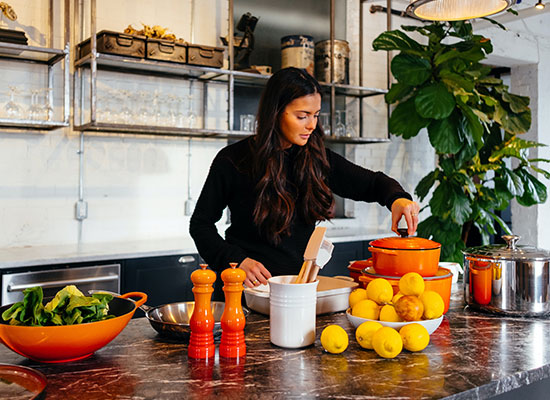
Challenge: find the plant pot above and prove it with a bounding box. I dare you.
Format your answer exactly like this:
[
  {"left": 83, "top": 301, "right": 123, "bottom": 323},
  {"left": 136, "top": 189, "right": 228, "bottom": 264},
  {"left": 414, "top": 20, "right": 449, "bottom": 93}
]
[{"left": 368, "top": 236, "right": 441, "bottom": 277}]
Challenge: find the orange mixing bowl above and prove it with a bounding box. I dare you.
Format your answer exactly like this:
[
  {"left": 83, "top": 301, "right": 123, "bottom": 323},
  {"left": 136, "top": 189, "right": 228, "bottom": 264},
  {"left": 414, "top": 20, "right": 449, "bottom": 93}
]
[
  {"left": 0, "top": 292, "right": 147, "bottom": 363},
  {"left": 359, "top": 267, "right": 452, "bottom": 314}
]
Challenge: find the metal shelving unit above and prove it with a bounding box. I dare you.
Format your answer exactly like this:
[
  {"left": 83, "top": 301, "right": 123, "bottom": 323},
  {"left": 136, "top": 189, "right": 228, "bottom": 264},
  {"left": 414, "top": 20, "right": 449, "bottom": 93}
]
[
  {"left": 0, "top": 1, "right": 70, "bottom": 131},
  {"left": 72, "top": 0, "right": 390, "bottom": 144}
]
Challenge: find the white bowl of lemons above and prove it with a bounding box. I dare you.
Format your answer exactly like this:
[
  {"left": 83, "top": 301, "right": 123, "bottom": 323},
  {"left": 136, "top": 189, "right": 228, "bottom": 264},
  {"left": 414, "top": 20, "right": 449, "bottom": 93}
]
[
  {"left": 345, "top": 308, "right": 443, "bottom": 335},
  {"left": 346, "top": 272, "right": 445, "bottom": 336}
]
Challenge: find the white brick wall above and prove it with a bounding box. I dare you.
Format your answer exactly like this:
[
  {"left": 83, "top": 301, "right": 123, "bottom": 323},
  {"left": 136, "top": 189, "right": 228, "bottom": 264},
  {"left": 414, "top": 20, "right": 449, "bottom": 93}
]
[{"left": 0, "top": 0, "right": 549, "bottom": 250}]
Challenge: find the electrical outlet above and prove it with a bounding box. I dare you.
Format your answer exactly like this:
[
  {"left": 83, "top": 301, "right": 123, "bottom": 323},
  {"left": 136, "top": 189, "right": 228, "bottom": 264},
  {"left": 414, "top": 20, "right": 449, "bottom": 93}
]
[{"left": 75, "top": 200, "right": 88, "bottom": 220}]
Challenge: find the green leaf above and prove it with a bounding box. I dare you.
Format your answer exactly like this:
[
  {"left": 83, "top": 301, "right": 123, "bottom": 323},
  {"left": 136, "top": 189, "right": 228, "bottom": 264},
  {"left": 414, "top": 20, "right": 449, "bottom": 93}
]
[
  {"left": 457, "top": 102, "right": 484, "bottom": 149},
  {"left": 477, "top": 77, "right": 503, "bottom": 85},
  {"left": 488, "top": 210, "right": 512, "bottom": 235},
  {"left": 480, "top": 16, "right": 507, "bottom": 31},
  {"left": 434, "top": 48, "right": 460, "bottom": 66},
  {"left": 516, "top": 170, "right": 548, "bottom": 206},
  {"left": 427, "top": 111, "right": 462, "bottom": 154},
  {"left": 391, "top": 53, "right": 432, "bottom": 86},
  {"left": 453, "top": 171, "right": 477, "bottom": 195},
  {"left": 439, "top": 70, "right": 475, "bottom": 93},
  {"left": 502, "top": 92, "right": 530, "bottom": 113},
  {"left": 450, "top": 21, "right": 473, "bottom": 39},
  {"left": 489, "top": 137, "right": 544, "bottom": 162},
  {"left": 531, "top": 166, "right": 550, "bottom": 180},
  {"left": 494, "top": 104, "right": 531, "bottom": 134},
  {"left": 372, "top": 30, "right": 426, "bottom": 57},
  {"left": 389, "top": 97, "right": 430, "bottom": 138},
  {"left": 473, "top": 221, "right": 492, "bottom": 244},
  {"left": 415, "top": 170, "right": 439, "bottom": 201},
  {"left": 415, "top": 83, "right": 455, "bottom": 120},
  {"left": 479, "top": 123, "right": 503, "bottom": 163},
  {"left": 385, "top": 82, "right": 413, "bottom": 104},
  {"left": 481, "top": 95, "right": 498, "bottom": 107},
  {"left": 454, "top": 131, "right": 477, "bottom": 169},
  {"left": 430, "top": 182, "right": 452, "bottom": 218},
  {"left": 417, "top": 215, "right": 463, "bottom": 262},
  {"left": 450, "top": 189, "right": 473, "bottom": 225}
]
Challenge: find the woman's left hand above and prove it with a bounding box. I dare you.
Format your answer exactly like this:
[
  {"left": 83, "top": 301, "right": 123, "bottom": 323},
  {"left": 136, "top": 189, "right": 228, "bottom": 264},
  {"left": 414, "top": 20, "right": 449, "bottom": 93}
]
[{"left": 391, "top": 198, "right": 421, "bottom": 236}]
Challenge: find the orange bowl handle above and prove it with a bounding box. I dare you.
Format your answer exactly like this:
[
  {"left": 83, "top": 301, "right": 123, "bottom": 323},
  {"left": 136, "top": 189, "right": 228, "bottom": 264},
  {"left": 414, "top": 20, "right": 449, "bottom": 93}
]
[
  {"left": 119, "top": 292, "right": 148, "bottom": 308},
  {"left": 368, "top": 247, "right": 398, "bottom": 256}
]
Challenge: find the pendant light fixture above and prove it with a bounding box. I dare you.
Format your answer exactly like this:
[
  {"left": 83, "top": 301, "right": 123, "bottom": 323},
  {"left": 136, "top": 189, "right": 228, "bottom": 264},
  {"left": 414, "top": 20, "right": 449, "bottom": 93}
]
[
  {"left": 535, "top": 1, "right": 545, "bottom": 10},
  {"left": 406, "top": 0, "right": 517, "bottom": 21}
]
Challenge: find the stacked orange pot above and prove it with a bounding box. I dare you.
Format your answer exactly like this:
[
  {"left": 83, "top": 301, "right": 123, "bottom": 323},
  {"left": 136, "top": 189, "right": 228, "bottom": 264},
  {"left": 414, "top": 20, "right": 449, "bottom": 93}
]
[{"left": 349, "top": 235, "right": 452, "bottom": 314}]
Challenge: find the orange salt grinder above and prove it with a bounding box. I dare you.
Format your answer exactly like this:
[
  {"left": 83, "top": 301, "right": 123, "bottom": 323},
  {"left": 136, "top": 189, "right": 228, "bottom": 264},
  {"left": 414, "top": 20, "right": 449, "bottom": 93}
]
[
  {"left": 219, "top": 262, "right": 246, "bottom": 358},
  {"left": 188, "top": 263, "right": 216, "bottom": 359}
]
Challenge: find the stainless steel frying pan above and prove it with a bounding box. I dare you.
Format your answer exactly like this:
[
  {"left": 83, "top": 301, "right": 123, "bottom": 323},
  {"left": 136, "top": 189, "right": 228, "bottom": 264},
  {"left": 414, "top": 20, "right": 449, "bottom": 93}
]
[
  {"left": 143, "top": 301, "right": 249, "bottom": 340},
  {"left": 89, "top": 291, "right": 249, "bottom": 341}
]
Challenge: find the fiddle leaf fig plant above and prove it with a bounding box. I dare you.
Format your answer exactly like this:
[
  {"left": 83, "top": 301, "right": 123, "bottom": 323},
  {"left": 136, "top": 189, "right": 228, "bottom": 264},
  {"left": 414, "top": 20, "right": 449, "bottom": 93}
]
[{"left": 373, "top": 21, "right": 550, "bottom": 262}]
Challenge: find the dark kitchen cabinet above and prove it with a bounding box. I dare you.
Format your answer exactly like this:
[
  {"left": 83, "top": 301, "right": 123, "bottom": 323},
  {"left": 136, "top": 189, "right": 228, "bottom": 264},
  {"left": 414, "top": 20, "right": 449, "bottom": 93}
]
[
  {"left": 320, "top": 241, "right": 366, "bottom": 277},
  {"left": 122, "top": 254, "right": 199, "bottom": 317}
]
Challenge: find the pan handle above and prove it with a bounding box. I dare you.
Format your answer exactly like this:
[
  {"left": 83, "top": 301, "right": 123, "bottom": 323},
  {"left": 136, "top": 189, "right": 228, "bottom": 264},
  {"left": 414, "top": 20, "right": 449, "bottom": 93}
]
[{"left": 119, "top": 292, "right": 148, "bottom": 309}]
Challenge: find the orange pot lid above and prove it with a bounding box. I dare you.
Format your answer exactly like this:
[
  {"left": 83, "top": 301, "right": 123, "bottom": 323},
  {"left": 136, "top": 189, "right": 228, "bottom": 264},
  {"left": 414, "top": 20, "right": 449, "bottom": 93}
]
[{"left": 369, "top": 236, "right": 441, "bottom": 250}]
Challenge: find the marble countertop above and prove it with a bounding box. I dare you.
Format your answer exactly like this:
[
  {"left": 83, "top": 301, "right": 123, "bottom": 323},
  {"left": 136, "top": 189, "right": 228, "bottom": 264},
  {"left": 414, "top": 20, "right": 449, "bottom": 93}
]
[{"left": 2, "top": 290, "right": 550, "bottom": 399}]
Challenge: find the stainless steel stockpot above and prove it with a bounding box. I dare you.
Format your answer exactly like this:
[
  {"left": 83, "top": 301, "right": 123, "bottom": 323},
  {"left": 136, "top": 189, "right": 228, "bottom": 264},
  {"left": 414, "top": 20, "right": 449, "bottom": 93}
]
[{"left": 463, "top": 235, "right": 550, "bottom": 316}]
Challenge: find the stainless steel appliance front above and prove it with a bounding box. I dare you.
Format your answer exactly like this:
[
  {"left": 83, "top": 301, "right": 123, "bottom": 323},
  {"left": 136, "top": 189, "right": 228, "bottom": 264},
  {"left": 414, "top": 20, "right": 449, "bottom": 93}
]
[{"left": 1, "top": 264, "right": 120, "bottom": 305}]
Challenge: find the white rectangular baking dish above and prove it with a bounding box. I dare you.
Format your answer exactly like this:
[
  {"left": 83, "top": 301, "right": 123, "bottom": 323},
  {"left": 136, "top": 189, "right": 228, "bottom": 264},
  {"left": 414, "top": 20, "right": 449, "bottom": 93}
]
[{"left": 244, "top": 275, "right": 358, "bottom": 315}]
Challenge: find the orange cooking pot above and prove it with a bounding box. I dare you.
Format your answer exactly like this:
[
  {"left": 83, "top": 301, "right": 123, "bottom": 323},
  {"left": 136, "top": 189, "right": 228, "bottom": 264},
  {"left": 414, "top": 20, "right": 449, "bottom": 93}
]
[
  {"left": 0, "top": 292, "right": 147, "bottom": 363},
  {"left": 368, "top": 235, "right": 441, "bottom": 277}
]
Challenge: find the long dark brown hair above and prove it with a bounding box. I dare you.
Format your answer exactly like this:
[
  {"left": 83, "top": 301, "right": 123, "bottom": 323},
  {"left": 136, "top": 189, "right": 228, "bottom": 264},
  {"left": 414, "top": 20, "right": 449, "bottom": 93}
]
[{"left": 249, "top": 67, "right": 333, "bottom": 244}]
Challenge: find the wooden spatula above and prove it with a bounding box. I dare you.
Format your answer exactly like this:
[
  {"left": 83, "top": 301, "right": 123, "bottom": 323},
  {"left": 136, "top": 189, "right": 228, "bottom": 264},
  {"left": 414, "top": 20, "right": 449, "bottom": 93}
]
[
  {"left": 307, "top": 238, "right": 334, "bottom": 283},
  {"left": 295, "top": 226, "right": 327, "bottom": 284}
]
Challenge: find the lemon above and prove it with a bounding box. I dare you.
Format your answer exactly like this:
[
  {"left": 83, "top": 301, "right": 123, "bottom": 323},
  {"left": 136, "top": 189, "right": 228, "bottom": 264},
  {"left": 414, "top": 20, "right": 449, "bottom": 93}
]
[
  {"left": 351, "top": 299, "right": 380, "bottom": 320},
  {"left": 355, "top": 320, "right": 383, "bottom": 349},
  {"left": 419, "top": 290, "right": 445, "bottom": 319},
  {"left": 348, "top": 288, "right": 368, "bottom": 308},
  {"left": 399, "top": 323, "right": 430, "bottom": 352},
  {"left": 372, "top": 327, "right": 403, "bottom": 359},
  {"left": 398, "top": 272, "right": 425, "bottom": 296},
  {"left": 320, "top": 325, "right": 349, "bottom": 354},
  {"left": 366, "top": 278, "right": 393, "bottom": 304},
  {"left": 379, "top": 304, "right": 402, "bottom": 322},
  {"left": 392, "top": 292, "right": 404, "bottom": 304}
]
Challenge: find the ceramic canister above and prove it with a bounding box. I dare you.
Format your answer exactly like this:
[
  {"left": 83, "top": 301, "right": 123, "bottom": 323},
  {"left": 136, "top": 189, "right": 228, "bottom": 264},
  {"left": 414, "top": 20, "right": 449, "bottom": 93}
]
[
  {"left": 269, "top": 275, "right": 318, "bottom": 348},
  {"left": 281, "top": 35, "right": 315, "bottom": 76}
]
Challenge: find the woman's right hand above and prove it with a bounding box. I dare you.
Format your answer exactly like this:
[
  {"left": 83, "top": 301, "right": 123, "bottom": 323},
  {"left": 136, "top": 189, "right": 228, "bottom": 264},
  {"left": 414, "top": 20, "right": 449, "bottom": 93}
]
[{"left": 240, "top": 257, "right": 272, "bottom": 288}]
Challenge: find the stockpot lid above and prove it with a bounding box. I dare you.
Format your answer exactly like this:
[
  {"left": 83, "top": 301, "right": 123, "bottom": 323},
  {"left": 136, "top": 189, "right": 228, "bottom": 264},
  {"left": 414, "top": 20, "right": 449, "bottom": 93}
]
[
  {"left": 369, "top": 235, "right": 441, "bottom": 250},
  {"left": 462, "top": 235, "right": 550, "bottom": 261}
]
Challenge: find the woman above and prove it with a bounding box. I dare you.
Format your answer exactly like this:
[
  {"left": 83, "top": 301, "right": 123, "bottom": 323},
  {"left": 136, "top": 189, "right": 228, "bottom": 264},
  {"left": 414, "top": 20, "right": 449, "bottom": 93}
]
[{"left": 190, "top": 67, "right": 419, "bottom": 288}]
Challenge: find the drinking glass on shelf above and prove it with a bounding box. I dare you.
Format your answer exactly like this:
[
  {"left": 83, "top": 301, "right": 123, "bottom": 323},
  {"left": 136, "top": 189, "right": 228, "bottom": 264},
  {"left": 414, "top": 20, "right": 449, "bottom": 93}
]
[
  {"left": 28, "top": 90, "right": 42, "bottom": 120},
  {"left": 166, "top": 94, "right": 179, "bottom": 127},
  {"left": 119, "top": 89, "right": 133, "bottom": 124},
  {"left": 334, "top": 110, "right": 346, "bottom": 137},
  {"left": 4, "top": 86, "right": 22, "bottom": 119},
  {"left": 319, "top": 112, "right": 331, "bottom": 136},
  {"left": 41, "top": 88, "right": 54, "bottom": 121},
  {"left": 174, "top": 95, "right": 185, "bottom": 128},
  {"left": 345, "top": 112, "right": 356, "bottom": 138},
  {"left": 136, "top": 90, "right": 153, "bottom": 125},
  {"left": 239, "top": 114, "right": 255, "bottom": 132},
  {"left": 185, "top": 85, "right": 196, "bottom": 129}
]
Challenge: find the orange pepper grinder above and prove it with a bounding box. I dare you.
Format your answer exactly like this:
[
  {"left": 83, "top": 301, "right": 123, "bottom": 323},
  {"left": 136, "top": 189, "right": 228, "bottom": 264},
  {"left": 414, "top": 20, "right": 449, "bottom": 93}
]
[
  {"left": 219, "top": 262, "right": 246, "bottom": 358},
  {"left": 188, "top": 263, "right": 216, "bottom": 359}
]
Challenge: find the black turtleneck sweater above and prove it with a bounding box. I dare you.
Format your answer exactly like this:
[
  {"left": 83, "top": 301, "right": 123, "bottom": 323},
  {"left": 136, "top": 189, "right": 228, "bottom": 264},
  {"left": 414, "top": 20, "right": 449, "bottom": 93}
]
[{"left": 189, "top": 137, "right": 411, "bottom": 275}]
